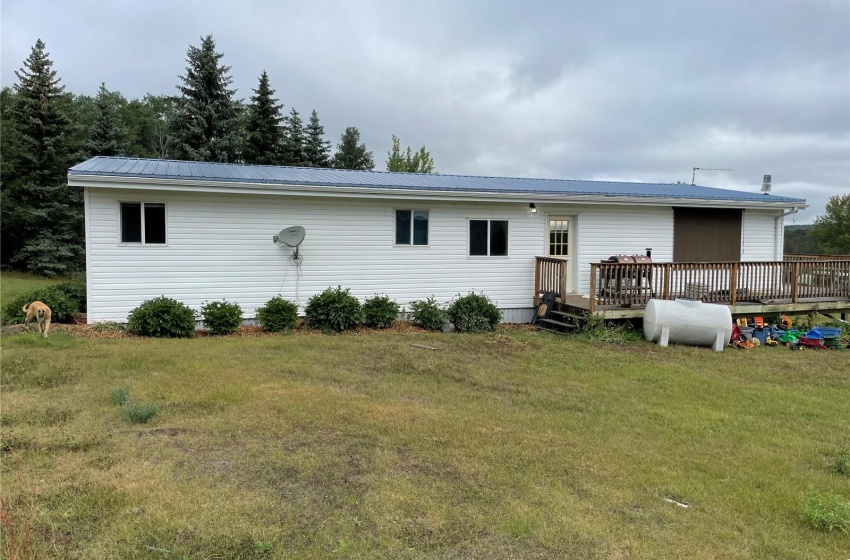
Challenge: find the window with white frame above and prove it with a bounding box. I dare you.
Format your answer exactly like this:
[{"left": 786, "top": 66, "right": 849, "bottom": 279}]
[
  {"left": 121, "top": 202, "right": 166, "bottom": 244},
  {"left": 395, "top": 210, "right": 429, "bottom": 245},
  {"left": 469, "top": 219, "right": 508, "bottom": 256}
]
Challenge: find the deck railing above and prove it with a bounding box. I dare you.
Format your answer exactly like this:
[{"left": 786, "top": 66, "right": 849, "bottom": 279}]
[
  {"left": 584, "top": 260, "right": 850, "bottom": 312},
  {"left": 785, "top": 254, "right": 850, "bottom": 262},
  {"left": 534, "top": 257, "right": 568, "bottom": 302}
]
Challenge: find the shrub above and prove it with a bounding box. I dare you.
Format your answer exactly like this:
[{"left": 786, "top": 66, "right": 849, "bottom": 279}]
[
  {"left": 123, "top": 402, "right": 159, "bottom": 424},
  {"left": 305, "top": 286, "right": 363, "bottom": 333},
  {"left": 201, "top": 300, "right": 243, "bottom": 335},
  {"left": 256, "top": 296, "right": 299, "bottom": 332},
  {"left": 447, "top": 292, "right": 501, "bottom": 333},
  {"left": 2, "top": 287, "right": 78, "bottom": 324},
  {"left": 363, "top": 295, "right": 399, "bottom": 329},
  {"left": 127, "top": 296, "right": 196, "bottom": 338},
  {"left": 52, "top": 280, "right": 87, "bottom": 313},
  {"left": 801, "top": 492, "right": 850, "bottom": 533},
  {"left": 110, "top": 386, "right": 131, "bottom": 406},
  {"left": 409, "top": 296, "right": 446, "bottom": 331}
]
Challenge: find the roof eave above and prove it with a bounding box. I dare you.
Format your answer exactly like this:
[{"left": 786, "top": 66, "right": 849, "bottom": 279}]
[{"left": 67, "top": 173, "right": 808, "bottom": 210}]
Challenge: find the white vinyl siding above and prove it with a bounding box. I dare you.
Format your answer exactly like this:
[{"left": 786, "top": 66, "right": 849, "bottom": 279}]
[
  {"left": 85, "top": 188, "right": 543, "bottom": 323},
  {"left": 741, "top": 210, "right": 779, "bottom": 261}
]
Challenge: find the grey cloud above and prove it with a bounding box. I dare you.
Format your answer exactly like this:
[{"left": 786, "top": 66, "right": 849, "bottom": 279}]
[{"left": 2, "top": 0, "right": 847, "bottom": 223}]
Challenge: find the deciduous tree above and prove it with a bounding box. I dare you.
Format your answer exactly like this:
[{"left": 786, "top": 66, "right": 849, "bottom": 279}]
[
  {"left": 386, "top": 134, "right": 435, "bottom": 173},
  {"left": 812, "top": 194, "right": 850, "bottom": 254}
]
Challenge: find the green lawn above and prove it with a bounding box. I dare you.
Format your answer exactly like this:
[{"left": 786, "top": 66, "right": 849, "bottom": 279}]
[
  {"left": 1, "top": 328, "right": 848, "bottom": 559},
  {"left": 0, "top": 271, "right": 68, "bottom": 321}
]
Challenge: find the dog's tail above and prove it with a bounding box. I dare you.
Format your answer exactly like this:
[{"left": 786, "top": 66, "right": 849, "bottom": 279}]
[{"left": 22, "top": 303, "right": 30, "bottom": 313}]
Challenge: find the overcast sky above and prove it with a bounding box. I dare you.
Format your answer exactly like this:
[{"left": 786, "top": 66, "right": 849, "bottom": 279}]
[{"left": 2, "top": 0, "right": 848, "bottom": 222}]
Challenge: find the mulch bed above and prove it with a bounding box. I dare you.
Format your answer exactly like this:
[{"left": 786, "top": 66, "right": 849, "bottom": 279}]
[{"left": 1, "top": 321, "right": 539, "bottom": 340}]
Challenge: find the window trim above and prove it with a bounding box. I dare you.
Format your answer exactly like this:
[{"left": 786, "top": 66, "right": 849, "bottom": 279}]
[
  {"left": 118, "top": 201, "right": 168, "bottom": 246},
  {"left": 468, "top": 218, "right": 510, "bottom": 257},
  {"left": 394, "top": 209, "right": 430, "bottom": 247}
]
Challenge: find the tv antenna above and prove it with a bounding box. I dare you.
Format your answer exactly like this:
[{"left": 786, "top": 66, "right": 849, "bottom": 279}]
[
  {"left": 273, "top": 226, "right": 306, "bottom": 260},
  {"left": 692, "top": 167, "right": 730, "bottom": 185}
]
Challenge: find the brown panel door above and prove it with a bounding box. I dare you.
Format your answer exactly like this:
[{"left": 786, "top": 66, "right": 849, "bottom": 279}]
[{"left": 674, "top": 208, "right": 743, "bottom": 262}]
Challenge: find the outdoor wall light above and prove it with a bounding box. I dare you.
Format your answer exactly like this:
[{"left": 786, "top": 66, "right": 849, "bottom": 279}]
[{"left": 529, "top": 203, "right": 537, "bottom": 214}]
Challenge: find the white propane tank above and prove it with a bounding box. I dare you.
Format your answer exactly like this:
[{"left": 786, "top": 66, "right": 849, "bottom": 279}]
[{"left": 643, "top": 299, "right": 733, "bottom": 352}]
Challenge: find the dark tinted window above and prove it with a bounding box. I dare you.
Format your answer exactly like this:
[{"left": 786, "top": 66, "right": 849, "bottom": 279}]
[
  {"left": 673, "top": 208, "right": 741, "bottom": 262},
  {"left": 395, "top": 210, "right": 411, "bottom": 244},
  {"left": 144, "top": 203, "right": 166, "bottom": 244},
  {"left": 121, "top": 203, "right": 142, "bottom": 243},
  {"left": 490, "top": 220, "right": 508, "bottom": 256},
  {"left": 469, "top": 220, "right": 488, "bottom": 255},
  {"left": 412, "top": 210, "right": 429, "bottom": 245}
]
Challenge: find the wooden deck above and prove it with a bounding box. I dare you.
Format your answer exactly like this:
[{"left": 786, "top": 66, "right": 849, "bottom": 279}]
[{"left": 535, "top": 256, "right": 850, "bottom": 319}]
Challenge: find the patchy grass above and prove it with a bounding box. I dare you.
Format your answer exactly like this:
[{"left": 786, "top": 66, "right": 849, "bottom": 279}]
[
  {"left": 0, "top": 271, "right": 67, "bottom": 314},
  {"left": 1, "top": 331, "right": 848, "bottom": 558}
]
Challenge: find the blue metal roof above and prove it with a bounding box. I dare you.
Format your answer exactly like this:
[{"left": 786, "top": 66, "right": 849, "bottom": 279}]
[{"left": 69, "top": 156, "right": 805, "bottom": 204}]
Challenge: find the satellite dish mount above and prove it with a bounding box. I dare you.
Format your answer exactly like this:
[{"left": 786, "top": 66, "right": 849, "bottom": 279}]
[{"left": 273, "top": 226, "right": 306, "bottom": 260}]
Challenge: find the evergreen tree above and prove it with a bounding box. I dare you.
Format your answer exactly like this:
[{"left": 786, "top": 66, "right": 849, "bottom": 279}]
[
  {"left": 283, "top": 107, "right": 307, "bottom": 166},
  {"left": 1, "top": 39, "right": 83, "bottom": 274},
  {"left": 386, "top": 134, "right": 435, "bottom": 173},
  {"left": 243, "top": 71, "right": 285, "bottom": 165},
  {"left": 86, "top": 82, "right": 129, "bottom": 157},
  {"left": 331, "top": 127, "right": 374, "bottom": 170},
  {"left": 304, "top": 109, "right": 331, "bottom": 167},
  {"left": 171, "top": 35, "right": 242, "bottom": 162}
]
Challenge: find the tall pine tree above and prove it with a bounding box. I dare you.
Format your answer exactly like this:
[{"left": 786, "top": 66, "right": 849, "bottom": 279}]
[
  {"left": 1, "top": 39, "right": 83, "bottom": 274},
  {"left": 243, "top": 71, "right": 285, "bottom": 165},
  {"left": 283, "top": 107, "right": 307, "bottom": 166},
  {"left": 171, "top": 35, "right": 242, "bottom": 162},
  {"left": 304, "top": 109, "right": 331, "bottom": 167},
  {"left": 86, "top": 82, "right": 129, "bottom": 157},
  {"left": 331, "top": 127, "right": 374, "bottom": 170}
]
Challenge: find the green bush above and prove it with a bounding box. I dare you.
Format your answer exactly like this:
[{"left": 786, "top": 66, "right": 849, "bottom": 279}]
[
  {"left": 110, "top": 386, "right": 131, "bottom": 406},
  {"left": 446, "top": 292, "right": 501, "bottom": 333},
  {"left": 127, "top": 296, "right": 196, "bottom": 338},
  {"left": 363, "top": 295, "right": 399, "bottom": 329},
  {"left": 123, "top": 402, "right": 159, "bottom": 424},
  {"left": 52, "top": 280, "right": 87, "bottom": 312},
  {"left": 255, "top": 296, "right": 299, "bottom": 332},
  {"left": 305, "top": 286, "right": 363, "bottom": 333},
  {"left": 409, "top": 296, "right": 446, "bottom": 331},
  {"left": 801, "top": 492, "right": 850, "bottom": 533},
  {"left": 201, "top": 300, "right": 243, "bottom": 335},
  {"left": 2, "top": 287, "right": 79, "bottom": 324}
]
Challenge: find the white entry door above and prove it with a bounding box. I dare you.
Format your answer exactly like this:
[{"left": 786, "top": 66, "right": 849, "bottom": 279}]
[{"left": 547, "top": 216, "right": 574, "bottom": 292}]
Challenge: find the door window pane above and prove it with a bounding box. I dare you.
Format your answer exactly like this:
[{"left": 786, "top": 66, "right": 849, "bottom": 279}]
[{"left": 548, "top": 219, "right": 569, "bottom": 256}]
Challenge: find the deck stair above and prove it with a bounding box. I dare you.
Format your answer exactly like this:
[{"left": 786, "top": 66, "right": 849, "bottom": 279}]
[{"left": 535, "top": 307, "right": 585, "bottom": 334}]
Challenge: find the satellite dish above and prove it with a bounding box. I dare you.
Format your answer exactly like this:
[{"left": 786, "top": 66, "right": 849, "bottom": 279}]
[{"left": 273, "top": 226, "right": 306, "bottom": 259}]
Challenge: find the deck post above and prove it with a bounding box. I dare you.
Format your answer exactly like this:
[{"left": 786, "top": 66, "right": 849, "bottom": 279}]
[
  {"left": 730, "top": 263, "right": 739, "bottom": 306},
  {"left": 791, "top": 262, "right": 800, "bottom": 303},
  {"left": 662, "top": 263, "right": 671, "bottom": 299},
  {"left": 589, "top": 264, "right": 597, "bottom": 314},
  {"left": 533, "top": 257, "right": 541, "bottom": 305},
  {"left": 559, "top": 260, "right": 567, "bottom": 302}
]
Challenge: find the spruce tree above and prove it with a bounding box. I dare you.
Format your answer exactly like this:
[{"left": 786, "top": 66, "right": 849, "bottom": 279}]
[
  {"left": 86, "top": 82, "right": 129, "bottom": 157},
  {"left": 331, "top": 127, "right": 375, "bottom": 170},
  {"left": 304, "top": 109, "right": 331, "bottom": 167},
  {"left": 243, "top": 71, "right": 285, "bottom": 165},
  {"left": 171, "top": 35, "right": 242, "bottom": 162},
  {"left": 1, "top": 39, "right": 83, "bottom": 274},
  {"left": 283, "top": 107, "right": 307, "bottom": 166}
]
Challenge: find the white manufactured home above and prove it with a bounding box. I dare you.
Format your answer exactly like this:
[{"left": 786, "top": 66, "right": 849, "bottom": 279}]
[{"left": 69, "top": 157, "right": 810, "bottom": 324}]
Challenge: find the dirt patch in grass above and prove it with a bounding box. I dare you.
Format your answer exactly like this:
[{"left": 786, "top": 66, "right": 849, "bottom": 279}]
[{"left": 137, "top": 427, "right": 189, "bottom": 437}]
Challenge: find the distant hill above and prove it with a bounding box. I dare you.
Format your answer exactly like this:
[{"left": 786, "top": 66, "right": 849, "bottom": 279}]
[{"left": 784, "top": 224, "right": 821, "bottom": 254}]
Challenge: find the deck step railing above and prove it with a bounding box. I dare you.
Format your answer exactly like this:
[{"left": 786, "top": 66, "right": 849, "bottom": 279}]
[
  {"left": 534, "top": 257, "right": 568, "bottom": 302},
  {"left": 584, "top": 260, "right": 850, "bottom": 312}
]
